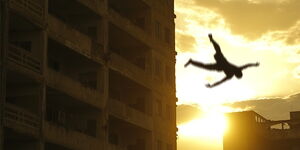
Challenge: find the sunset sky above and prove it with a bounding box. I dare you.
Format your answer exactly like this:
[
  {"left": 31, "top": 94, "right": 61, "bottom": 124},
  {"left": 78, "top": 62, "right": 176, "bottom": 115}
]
[{"left": 174, "top": 0, "right": 300, "bottom": 149}]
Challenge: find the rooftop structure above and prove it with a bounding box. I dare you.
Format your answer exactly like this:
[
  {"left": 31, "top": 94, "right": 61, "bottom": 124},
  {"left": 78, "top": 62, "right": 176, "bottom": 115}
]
[{"left": 224, "top": 111, "right": 300, "bottom": 150}]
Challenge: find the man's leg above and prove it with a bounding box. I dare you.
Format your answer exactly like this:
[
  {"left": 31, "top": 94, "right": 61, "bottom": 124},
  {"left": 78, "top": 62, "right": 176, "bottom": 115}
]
[{"left": 185, "top": 59, "right": 219, "bottom": 70}]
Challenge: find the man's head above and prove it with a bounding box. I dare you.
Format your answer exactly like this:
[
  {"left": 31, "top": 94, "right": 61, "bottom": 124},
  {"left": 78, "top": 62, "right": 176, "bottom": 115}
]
[{"left": 235, "top": 69, "right": 243, "bottom": 79}]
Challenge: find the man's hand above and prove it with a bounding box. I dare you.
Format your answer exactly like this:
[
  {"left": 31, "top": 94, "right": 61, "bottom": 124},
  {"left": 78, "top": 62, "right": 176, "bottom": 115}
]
[
  {"left": 184, "top": 59, "right": 192, "bottom": 68},
  {"left": 255, "top": 62, "right": 260, "bottom": 66},
  {"left": 205, "top": 83, "right": 213, "bottom": 88}
]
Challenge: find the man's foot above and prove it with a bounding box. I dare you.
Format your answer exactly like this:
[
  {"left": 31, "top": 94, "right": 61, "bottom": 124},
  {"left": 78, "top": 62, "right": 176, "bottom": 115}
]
[
  {"left": 184, "top": 59, "right": 192, "bottom": 67},
  {"left": 208, "top": 33, "right": 213, "bottom": 41}
]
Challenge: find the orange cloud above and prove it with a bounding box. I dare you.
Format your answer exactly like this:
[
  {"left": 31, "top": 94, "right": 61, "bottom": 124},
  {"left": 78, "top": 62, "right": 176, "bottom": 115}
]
[
  {"left": 176, "top": 32, "right": 197, "bottom": 52},
  {"left": 225, "top": 93, "right": 300, "bottom": 120},
  {"left": 177, "top": 104, "right": 202, "bottom": 124},
  {"left": 192, "top": 0, "right": 300, "bottom": 39}
]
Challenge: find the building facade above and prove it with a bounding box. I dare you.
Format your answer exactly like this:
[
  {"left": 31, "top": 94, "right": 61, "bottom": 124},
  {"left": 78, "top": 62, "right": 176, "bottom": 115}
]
[
  {"left": 0, "top": 0, "right": 177, "bottom": 149},
  {"left": 224, "top": 111, "right": 300, "bottom": 150}
]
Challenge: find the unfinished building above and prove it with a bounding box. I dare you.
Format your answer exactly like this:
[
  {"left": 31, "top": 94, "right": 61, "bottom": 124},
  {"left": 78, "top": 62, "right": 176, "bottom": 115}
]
[
  {"left": 224, "top": 111, "right": 300, "bottom": 150},
  {"left": 0, "top": 0, "right": 177, "bottom": 149}
]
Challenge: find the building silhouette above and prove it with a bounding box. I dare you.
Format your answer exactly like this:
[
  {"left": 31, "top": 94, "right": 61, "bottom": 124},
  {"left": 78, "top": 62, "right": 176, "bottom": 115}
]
[
  {"left": 0, "top": 0, "right": 177, "bottom": 149},
  {"left": 224, "top": 111, "right": 300, "bottom": 150}
]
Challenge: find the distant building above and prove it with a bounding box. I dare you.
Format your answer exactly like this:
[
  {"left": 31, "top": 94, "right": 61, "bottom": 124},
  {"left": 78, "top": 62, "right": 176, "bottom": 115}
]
[
  {"left": 0, "top": 0, "right": 177, "bottom": 149},
  {"left": 224, "top": 111, "right": 300, "bottom": 150}
]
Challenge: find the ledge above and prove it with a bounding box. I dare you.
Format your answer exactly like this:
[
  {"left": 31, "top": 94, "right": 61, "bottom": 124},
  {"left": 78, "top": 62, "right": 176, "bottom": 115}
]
[
  {"left": 48, "top": 15, "right": 93, "bottom": 57},
  {"left": 4, "top": 103, "right": 40, "bottom": 137},
  {"left": 108, "top": 98, "right": 152, "bottom": 130},
  {"left": 46, "top": 68, "right": 105, "bottom": 109},
  {"left": 9, "top": 0, "right": 46, "bottom": 28},
  {"left": 109, "top": 53, "right": 151, "bottom": 89},
  {"left": 44, "top": 121, "right": 104, "bottom": 150}
]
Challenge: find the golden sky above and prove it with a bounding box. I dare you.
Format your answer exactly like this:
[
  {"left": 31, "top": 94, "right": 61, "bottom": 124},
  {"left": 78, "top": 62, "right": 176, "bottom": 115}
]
[{"left": 175, "top": 0, "right": 300, "bottom": 149}]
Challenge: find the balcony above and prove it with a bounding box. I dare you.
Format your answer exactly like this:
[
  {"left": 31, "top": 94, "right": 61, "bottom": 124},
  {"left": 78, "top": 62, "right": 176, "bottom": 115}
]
[
  {"left": 107, "top": 143, "right": 127, "bottom": 150},
  {"left": 108, "top": 99, "right": 152, "bottom": 130},
  {"left": 46, "top": 68, "right": 104, "bottom": 109},
  {"left": 48, "top": 15, "right": 93, "bottom": 58},
  {"left": 109, "top": 24, "right": 151, "bottom": 86},
  {"left": 108, "top": 9, "right": 151, "bottom": 47},
  {"left": 44, "top": 121, "right": 104, "bottom": 150},
  {"left": 48, "top": 0, "right": 105, "bottom": 61},
  {"left": 9, "top": 0, "right": 45, "bottom": 27},
  {"left": 3, "top": 103, "right": 40, "bottom": 137},
  {"left": 49, "top": 0, "right": 103, "bottom": 19},
  {"left": 108, "top": 0, "right": 150, "bottom": 31},
  {"left": 109, "top": 53, "right": 150, "bottom": 88},
  {"left": 7, "top": 44, "right": 42, "bottom": 74},
  {"left": 76, "top": 0, "right": 105, "bottom": 15}
]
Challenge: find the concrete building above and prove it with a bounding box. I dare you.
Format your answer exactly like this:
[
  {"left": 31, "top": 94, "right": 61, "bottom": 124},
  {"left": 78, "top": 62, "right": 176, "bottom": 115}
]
[
  {"left": 0, "top": 0, "right": 177, "bottom": 149},
  {"left": 224, "top": 111, "right": 300, "bottom": 150}
]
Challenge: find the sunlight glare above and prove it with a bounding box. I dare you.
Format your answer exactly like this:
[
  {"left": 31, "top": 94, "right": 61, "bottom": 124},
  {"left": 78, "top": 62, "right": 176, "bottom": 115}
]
[{"left": 178, "top": 111, "right": 228, "bottom": 139}]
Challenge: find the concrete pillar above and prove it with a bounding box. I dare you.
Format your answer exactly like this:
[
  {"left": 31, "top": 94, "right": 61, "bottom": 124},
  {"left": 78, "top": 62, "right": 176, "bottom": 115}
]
[
  {"left": 38, "top": 84, "right": 46, "bottom": 150},
  {"left": 41, "top": 1, "right": 48, "bottom": 148},
  {"left": 145, "top": 49, "right": 153, "bottom": 77},
  {"left": 0, "top": 0, "right": 8, "bottom": 149},
  {"left": 101, "top": 0, "right": 109, "bottom": 147},
  {"left": 102, "top": 0, "right": 108, "bottom": 11},
  {"left": 38, "top": 30, "right": 47, "bottom": 150}
]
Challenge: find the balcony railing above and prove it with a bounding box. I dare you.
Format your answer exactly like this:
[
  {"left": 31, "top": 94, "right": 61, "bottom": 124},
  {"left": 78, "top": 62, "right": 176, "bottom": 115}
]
[
  {"left": 108, "top": 9, "right": 150, "bottom": 45},
  {"left": 7, "top": 44, "right": 42, "bottom": 74},
  {"left": 268, "top": 128, "right": 300, "bottom": 140},
  {"left": 48, "top": 15, "right": 93, "bottom": 58},
  {"left": 108, "top": 9, "right": 140, "bottom": 30},
  {"left": 77, "top": 0, "right": 105, "bottom": 14},
  {"left": 108, "top": 98, "right": 152, "bottom": 130},
  {"left": 3, "top": 103, "right": 40, "bottom": 136},
  {"left": 44, "top": 122, "right": 103, "bottom": 150},
  {"left": 9, "top": 0, "right": 45, "bottom": 23},
  {"left": 107, "top": 143, "right": 127, "bottom": 150},
  {"left": 46, "top": 68, "right": 104, "bottom": 109},
  {"left": 109, "top": 53, "right": 150, "bottom": 88}
]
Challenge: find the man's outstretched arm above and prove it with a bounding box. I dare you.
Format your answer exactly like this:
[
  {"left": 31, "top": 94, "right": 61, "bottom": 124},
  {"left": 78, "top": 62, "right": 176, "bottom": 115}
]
[
  {"left": 240, "top": 62, "right": 259, "bottom": 70},
  {"left": 209, "top": 34, "right": 222, "bottom": 54},
  {"left": 206, "top": 76, "right": 231, "bottom": 88}
]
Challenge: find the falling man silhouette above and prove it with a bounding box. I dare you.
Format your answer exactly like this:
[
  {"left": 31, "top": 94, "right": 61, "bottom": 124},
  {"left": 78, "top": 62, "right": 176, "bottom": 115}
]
[{"left": 184, "top": 34, "right": 260, "bottom": 88}]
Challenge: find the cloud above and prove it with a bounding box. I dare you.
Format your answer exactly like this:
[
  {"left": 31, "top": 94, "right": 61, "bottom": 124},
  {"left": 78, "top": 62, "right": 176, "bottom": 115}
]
[
  {"left": 285, "top": 21, "right": 300, "bottom": 45},
  {"left": 259, "top": 20, "right": 300, "bottom": 45},
  {"left": 176, "top": 32, "right": 197, "bottom": 52},
  {"left": 293, "top": 66, "right": 300, "bottom": 79},
  {"left": 175, "top": 0, "right": 300, "bottom": 102},
  {"left": 175, "top": 2, "right": 228, "bottom": 53},
  {"left": 221, "top": 0, "right": 291, "bottom": 4},
  {"left": 225, "top": 93, "right": 300, "bottom": 120},
  {"left": 177, "top": 104, "right": 203, "bottom": 124},
  {"left": 192, "top": 0, "right": 300, "bottom": 39},
  {"left": 175, "top": 1, "right": 300, "bottom": 150}
]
